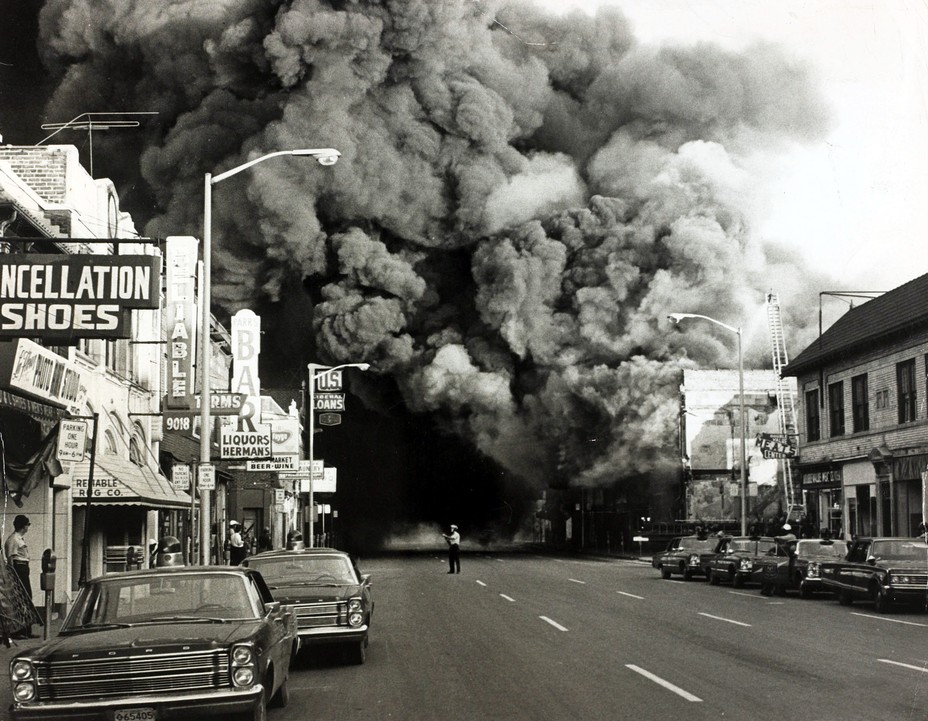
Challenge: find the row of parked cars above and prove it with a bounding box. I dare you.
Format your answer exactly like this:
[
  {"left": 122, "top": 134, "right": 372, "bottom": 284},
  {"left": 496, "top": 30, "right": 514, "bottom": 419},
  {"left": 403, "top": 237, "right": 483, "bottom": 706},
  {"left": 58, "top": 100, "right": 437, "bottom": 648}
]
[
  {"left": 7, "top": 537, "right": 375, "bottom": 721},
  {"left": 651, "top": 531, "right": 928, "bottom": 612}
]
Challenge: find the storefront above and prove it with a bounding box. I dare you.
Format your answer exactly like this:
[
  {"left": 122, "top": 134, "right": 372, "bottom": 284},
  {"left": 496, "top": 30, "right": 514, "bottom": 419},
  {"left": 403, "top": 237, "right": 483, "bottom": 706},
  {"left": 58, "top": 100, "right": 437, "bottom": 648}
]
[
  {"left": 63, "top": 453, "right": 191, "bottom": 587},
  {"left": 800, "top": 465, "right": 843, "bottom": 538}
]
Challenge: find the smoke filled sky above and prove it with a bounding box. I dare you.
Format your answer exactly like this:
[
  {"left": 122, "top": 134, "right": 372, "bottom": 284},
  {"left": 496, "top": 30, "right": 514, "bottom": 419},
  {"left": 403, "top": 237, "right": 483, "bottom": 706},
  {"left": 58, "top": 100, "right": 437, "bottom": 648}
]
[
  {"left": 535, "top": 0, "right": 928, "bottom": 295},
  {"left": 1, "top": 0, "right": 921, "bottom": 542}
]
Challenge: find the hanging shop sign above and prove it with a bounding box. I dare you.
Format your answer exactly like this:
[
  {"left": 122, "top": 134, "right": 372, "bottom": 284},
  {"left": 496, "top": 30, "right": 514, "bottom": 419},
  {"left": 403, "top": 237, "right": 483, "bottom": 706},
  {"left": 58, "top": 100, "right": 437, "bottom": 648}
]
[
  {"left": 755, "top": 433, "right": 796, "bottom": 459},
  {"left": 219, "top": 422, "right": 272, "bottom": 459},
  {"left": 164, "top": 236, "right": 198, "bottom": 409},
  {"left": 0, "top": 254, "right": 160, "bottom": 340},
  {"left": 0, "top": 338, "right": 89, "bottom": 411}
]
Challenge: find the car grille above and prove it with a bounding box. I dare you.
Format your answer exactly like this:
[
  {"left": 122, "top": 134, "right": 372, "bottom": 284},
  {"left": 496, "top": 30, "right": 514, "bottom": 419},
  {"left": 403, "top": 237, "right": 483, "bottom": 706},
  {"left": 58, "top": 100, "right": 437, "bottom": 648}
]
[
  {"left": 294, "top": 601, "right": 348, "bottom": 629},
  {"left": 35, "top": 649, "right": 230, "bottom": 701}
]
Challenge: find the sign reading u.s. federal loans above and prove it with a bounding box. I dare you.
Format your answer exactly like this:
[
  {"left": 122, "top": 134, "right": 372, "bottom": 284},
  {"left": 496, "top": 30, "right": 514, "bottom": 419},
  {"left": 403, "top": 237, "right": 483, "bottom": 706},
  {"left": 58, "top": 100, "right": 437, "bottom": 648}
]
[{"left": 0, "top": 254, "right": 160, "bottom": 339}]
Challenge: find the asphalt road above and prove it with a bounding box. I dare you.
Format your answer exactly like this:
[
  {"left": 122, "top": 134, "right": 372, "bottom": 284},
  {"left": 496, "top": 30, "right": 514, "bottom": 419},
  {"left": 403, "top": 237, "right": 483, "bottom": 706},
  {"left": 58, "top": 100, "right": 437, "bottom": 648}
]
[{"left": 4, "top": 551, "right": 928, "bottom": 720}]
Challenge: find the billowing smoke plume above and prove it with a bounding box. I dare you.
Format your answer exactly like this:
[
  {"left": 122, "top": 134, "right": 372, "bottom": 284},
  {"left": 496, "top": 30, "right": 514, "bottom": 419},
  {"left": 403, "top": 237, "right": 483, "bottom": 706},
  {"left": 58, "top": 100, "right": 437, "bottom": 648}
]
[{"left": 31, "top": 0, "right": 832, "bottom": 497}]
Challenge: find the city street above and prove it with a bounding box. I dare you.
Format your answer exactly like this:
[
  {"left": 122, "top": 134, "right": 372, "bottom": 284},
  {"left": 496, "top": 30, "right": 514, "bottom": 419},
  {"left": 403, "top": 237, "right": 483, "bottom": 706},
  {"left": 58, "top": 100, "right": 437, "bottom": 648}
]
[{"left": 5, "top": 551, "right": 915, "bottom": 720}]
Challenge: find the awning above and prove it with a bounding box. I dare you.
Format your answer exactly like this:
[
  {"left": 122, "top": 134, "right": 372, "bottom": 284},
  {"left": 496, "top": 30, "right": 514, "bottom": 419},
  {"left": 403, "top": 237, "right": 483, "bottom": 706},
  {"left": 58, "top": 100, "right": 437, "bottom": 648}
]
[{"left": 64, "top": 454, "right": 191, "bottom": 509}]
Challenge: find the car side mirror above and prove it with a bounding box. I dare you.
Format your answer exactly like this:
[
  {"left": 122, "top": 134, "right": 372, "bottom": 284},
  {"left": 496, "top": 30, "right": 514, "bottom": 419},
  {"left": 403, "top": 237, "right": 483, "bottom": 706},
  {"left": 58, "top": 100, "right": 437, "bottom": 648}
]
[
  {"left": 264, "top": 601, "right": 282, "bottom": 615},
  {"left": 361, "top": 573, "right": 371, "bottom": 585}
]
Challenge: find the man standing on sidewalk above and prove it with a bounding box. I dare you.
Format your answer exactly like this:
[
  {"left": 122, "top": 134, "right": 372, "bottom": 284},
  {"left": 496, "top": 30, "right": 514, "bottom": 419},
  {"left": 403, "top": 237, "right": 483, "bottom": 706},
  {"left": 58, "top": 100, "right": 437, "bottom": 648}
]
[{"left": 4, "top": 515, "right": 36, "bottom": 639}]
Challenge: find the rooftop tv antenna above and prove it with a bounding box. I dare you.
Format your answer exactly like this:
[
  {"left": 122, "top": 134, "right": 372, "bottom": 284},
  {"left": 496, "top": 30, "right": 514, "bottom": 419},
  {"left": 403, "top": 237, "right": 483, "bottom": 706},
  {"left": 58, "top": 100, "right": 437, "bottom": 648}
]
[{"left": 37, "top": 112, "right": 157, "bottom": 176}]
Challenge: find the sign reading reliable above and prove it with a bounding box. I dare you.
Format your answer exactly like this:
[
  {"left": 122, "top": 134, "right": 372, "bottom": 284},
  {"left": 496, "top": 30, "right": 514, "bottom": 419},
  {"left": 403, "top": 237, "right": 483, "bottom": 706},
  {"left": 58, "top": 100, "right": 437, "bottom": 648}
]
[{"left": 0, "top": 254, "right": 160, "bottom": 340}]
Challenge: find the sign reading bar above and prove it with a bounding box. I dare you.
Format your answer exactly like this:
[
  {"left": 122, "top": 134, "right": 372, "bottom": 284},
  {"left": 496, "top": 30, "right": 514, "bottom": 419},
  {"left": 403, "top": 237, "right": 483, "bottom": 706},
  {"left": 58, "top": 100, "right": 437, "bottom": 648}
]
[
  {"left": 0, "top": 254, "right": 160, "bottom": 339},
  {"left": 56, "top": 419, "right": 87, "bottom": 462}
]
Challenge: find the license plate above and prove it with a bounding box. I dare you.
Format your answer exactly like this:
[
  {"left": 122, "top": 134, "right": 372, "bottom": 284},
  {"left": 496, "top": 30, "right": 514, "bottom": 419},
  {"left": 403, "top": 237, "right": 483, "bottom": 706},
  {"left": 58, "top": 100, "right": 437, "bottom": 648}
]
[{"left": 113, "top": 708, "right": 157, "bottom": 721}]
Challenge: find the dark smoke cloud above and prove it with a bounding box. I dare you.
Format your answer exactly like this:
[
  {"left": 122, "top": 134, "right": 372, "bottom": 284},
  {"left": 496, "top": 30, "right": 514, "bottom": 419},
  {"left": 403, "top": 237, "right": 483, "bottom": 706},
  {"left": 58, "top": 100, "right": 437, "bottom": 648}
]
[{"left": 27, "top": 1, "right": 834, "bottom": 503}]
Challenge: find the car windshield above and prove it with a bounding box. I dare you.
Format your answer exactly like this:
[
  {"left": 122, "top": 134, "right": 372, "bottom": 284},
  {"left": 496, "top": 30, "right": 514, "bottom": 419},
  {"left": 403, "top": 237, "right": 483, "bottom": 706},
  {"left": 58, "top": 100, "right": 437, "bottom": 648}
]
[
  {"left": 678, "top": 538, "right": 718, "bottom": 552},
  {"left": 797, "top": 540, "right": 848, "bottom": 559},
  {"left": 248, "top": 555, "right": 359, "bottom": 585},
  {"left": 871, "top": 540, "right": 928, "bottom": 562},
  {"left": 729, "top": 538, "right": 775, "bottom": 554},
  {"left": 63, "top": 572, "right": 260, "bottom": 631}
]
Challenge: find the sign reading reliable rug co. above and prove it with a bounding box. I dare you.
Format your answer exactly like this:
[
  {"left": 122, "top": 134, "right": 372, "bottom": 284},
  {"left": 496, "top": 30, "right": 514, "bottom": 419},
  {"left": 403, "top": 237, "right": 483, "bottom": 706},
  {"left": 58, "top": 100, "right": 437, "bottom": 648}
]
[{"left": 0, "top": 254, "right": 161, "bottom": 340}]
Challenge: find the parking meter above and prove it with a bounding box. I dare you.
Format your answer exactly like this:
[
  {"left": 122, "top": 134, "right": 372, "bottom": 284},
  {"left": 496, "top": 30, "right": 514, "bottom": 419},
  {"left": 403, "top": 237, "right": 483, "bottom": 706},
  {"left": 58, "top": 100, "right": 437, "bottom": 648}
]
[{"left": 40, "top": 549, "right": 56, "bottom": 591}]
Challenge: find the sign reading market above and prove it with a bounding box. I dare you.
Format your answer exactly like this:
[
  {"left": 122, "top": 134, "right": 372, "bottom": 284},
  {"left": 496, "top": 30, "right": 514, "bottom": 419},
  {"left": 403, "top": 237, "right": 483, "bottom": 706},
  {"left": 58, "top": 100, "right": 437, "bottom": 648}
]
[{"left": 0, "top": 254, "right": 160, "bottom": 340}]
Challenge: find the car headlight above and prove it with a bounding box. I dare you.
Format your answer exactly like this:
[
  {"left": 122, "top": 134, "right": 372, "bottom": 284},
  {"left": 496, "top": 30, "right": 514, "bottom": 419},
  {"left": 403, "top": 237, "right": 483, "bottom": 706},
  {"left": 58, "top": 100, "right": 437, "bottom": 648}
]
[
  {"left": 890, "top": 574, "right": 910, "bottom": 585},
  {"left": 348, "top": 598, "right": 362, "bottom": 612},
  {"left": 231, "top": 644, "right": 256, "bottom": 688},
  {"left": 807, "top": 562, "right": 820, "bottom": 578},
  {"left": 13, "top": 682, "right": 36, "bottom": 702},
  {"left": 348, "top": 611, "right": 364, "bottom": 627},
  {"left": 740, "top": 559, "right": 752, "bottom": 571},
  {"left": 688, "top": 554, "right": 699, "bottom": 566},
  {"left": 11, "top": 660, "right": 34, "bottom": 682}
]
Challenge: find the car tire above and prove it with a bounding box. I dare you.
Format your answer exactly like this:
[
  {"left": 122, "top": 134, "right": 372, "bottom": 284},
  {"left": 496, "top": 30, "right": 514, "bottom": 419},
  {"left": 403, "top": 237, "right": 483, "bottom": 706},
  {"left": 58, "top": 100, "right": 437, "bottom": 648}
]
[
  {"left": 269, "top": 672, "right": 290, "bottom": 709},
  {"left": 237, "top": 688, "right": 267, "bottom": 721},
  {"left": 872, "top": 586, "right": 891, "bottom": 614},
  {"left": 838, "top": 588, "right": 854, "bottom": 606},
  {"left": 709, "top": 569, "right": 720, "bottom": 586},
  {"left": 660, "top": 566, "right": 671, "bottom": 579},
  {"left": 348, "top": 640, "right": 366, "bottom": 665},
  {"left": 683, "top": 568, "right": 693, "bottom": 581},
  {"left": 759, "top": 583, "right": 772, "bottom": 596},
  {"left": 799, "top": 584, "right": 812, "bottom": 599},
  {"left": 733, "top": 573, "right": 745, "bottom": 589}
]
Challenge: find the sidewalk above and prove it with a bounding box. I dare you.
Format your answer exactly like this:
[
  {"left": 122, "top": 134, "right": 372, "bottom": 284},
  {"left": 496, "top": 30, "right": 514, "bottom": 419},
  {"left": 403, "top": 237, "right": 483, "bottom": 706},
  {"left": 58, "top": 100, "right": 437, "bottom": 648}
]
[{"left": 0, "top": 612, "right": 63, "bottom": 660}]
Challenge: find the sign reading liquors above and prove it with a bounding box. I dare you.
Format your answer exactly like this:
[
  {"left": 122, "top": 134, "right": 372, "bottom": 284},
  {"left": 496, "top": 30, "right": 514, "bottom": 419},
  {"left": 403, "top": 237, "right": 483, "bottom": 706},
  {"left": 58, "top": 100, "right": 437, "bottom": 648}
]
[
  {"left": 0, "top": 254, "right": 160, "bottom": 339},
  {"left": 219, "top": 423, "right": 272, "bottom": 459}
]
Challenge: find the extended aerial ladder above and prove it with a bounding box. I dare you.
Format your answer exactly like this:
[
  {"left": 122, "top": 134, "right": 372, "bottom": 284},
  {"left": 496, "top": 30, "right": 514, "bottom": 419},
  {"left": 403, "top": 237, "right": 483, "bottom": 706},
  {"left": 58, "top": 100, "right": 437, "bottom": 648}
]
[{"left": 765, "top": 293, "right": 801, "bottom": 518}]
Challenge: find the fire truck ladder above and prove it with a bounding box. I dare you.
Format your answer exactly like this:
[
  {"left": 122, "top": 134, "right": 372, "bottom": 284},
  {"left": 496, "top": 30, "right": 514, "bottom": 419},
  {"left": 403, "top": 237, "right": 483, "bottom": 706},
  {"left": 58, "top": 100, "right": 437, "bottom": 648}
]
[{"left": 766, "top": 293, "right": 799, "bottom": 515}]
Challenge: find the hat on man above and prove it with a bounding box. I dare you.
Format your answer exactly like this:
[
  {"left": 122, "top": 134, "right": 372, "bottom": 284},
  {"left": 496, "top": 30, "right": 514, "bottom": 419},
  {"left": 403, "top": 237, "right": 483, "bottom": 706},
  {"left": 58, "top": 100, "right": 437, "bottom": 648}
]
[
  {"left": 450, "top": 524, "right": 458, "bottom": 530},
  {"left": 230, "top": 520, "right": 240, "bottom": 527}
]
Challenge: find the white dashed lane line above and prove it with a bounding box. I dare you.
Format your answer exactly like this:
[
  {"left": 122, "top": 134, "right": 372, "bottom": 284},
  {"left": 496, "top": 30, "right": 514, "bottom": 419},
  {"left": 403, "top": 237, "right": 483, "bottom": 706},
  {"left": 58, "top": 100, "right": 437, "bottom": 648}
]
[
  {"left": 879, "top": 659, "right": 928, "bottom": 672},
  {"left": 625, "top": 664, "right": 703, "bottom": 702},
  {"left": 617, "top": 591, "right": 644, "bottom": 600},
  {"left": 500, "top": 594, "right": 515, "bottom": 602},
  {"left": 540, "top": 616, "right": 569, "bottom": 632},
  {"left": 476, "top": 580, "right": 487, "bottom": 587},
  {"left": 851, "top": 612, "right": 928, "bottom": 627},
  {"left": 698, "top": 612, "right": 751, "bottom": 627},
  {"left": 568, "top": 578, "right": 586, "bottom": 584}
]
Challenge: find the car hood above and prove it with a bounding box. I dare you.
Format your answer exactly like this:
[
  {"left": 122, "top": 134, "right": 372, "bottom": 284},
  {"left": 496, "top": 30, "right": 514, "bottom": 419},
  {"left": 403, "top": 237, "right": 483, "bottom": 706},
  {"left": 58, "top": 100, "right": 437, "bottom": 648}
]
[
  {"left": 270, "top": 584, "right": 363, "bottom": 604},
  {"left": 19, "top": 620, "right": 265, "bottom": 661}
]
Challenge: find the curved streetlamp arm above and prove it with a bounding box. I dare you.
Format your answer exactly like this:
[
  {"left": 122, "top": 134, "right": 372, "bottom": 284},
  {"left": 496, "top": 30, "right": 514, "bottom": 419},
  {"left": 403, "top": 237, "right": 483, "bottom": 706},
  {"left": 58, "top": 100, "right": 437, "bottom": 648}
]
[{"left": 211, "top": 148, "right": 341, "bottom": 185}]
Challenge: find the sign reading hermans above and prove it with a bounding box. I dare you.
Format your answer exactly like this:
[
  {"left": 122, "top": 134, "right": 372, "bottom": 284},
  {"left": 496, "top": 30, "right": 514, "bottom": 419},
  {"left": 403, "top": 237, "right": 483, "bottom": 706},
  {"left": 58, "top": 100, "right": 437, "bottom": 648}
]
[
  {"left": 0, "top": 254, "right": 160, "bottom": 340},
  {"left": 219, "top": 422, "right": 272, "bottom": 459}
]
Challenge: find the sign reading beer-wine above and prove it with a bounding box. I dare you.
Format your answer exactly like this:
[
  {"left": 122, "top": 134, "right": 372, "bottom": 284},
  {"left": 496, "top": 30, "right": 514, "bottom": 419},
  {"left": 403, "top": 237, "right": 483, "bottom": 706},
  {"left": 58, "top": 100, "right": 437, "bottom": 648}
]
[{"left": 0, "top": 254, "right": 160, "bottom": 339}]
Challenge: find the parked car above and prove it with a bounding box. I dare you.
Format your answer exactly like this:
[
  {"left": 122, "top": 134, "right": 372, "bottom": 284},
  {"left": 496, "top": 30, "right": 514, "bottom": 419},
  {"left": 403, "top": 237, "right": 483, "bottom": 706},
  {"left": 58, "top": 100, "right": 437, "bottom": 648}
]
[
  {"left": 8, "top": 562, "right": 297, "bottom": 721},
  {"left": 243, "top": 546, "right": 374, "bottom": 664},
  {"left": 819, "top": 536, "right": 928, "bottom": 613},
  {"left": 706, "top": 536, "right": 777, "bottom": 587},
  {"left": 756, "top": 538, "right": 848, "bottom": 597},
  {"left": 652, "top": 534, "right": 725, "bottom": 581}
]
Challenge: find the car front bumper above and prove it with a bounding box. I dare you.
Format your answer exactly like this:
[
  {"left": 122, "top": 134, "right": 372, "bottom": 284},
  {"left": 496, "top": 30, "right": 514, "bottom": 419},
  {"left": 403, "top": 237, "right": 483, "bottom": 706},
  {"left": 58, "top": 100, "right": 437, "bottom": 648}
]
[
  {"left": 297, "top": 623, "right": 368, "bottom": 645},
  {"left": 11, "top": 685, "right": 264, "bottom": 721}
]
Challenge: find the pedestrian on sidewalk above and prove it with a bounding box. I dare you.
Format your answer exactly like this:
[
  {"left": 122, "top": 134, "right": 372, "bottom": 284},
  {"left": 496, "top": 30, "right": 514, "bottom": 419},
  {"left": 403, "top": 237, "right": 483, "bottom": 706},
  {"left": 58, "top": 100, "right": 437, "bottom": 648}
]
[
  {"left": 4, "top": 515, "right": 37, "bottom": 639},
  {"left": 229, "top": 521, "right": 246, "bottom": 565},
  {"left": 442, "top": 524, "right": 461, "bottom": 574}
]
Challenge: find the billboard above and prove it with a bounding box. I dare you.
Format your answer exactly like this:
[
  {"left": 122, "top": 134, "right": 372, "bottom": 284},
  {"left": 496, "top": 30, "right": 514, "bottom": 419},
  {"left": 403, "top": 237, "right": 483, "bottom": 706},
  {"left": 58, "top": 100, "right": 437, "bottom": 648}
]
[{"left": 0, "top": 254, "right": 160, "bottom": 339}]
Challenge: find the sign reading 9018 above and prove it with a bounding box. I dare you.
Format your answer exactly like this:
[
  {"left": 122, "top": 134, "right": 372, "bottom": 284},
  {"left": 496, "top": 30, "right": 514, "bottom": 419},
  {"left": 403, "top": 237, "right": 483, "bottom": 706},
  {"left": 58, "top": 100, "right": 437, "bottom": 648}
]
[{"left": 163, "top": 412, "right": 194, "bottom": 433}]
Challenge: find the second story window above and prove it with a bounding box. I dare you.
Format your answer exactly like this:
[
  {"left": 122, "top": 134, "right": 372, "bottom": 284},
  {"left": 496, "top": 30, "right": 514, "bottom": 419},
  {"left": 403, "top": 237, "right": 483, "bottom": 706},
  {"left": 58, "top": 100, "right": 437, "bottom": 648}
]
[
  {"left": 828, "top": 381, "right": 845, "bottom": 437},
  {"left": 851, "top": 374, "right": 869, "bottom": 432},
  {"left": 897, "top": 359, "right": 917, "bottom": 424},
  {"left": 806, "top": 388, "right": 821, "bottom": 442}
]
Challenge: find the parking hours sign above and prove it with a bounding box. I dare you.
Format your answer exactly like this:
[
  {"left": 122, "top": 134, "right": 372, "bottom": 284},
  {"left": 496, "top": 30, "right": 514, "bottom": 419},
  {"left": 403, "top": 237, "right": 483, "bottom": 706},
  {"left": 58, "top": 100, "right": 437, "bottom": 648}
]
[
  {"left": 56, "top": 419, "right": 87, "bottom": 462},
  {"left": 197, "top": 463, "right": 215, "bottom": 490}
]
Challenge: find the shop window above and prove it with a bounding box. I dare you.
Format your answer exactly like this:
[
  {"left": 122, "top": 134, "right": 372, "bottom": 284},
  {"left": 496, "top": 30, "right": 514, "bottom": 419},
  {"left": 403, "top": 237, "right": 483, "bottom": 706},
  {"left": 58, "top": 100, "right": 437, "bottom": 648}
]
[
  {"left": 851, "top": 374, "right": 869, "bottom": 432},
  {"left": 897, "top": 359, "right": 917, "bottom": 423},
  {"left": 805, "top": 388, "right": 821, "bottom": 442},
  {"left": 828, "top": 381, "right": 845, "bottom": 437}
]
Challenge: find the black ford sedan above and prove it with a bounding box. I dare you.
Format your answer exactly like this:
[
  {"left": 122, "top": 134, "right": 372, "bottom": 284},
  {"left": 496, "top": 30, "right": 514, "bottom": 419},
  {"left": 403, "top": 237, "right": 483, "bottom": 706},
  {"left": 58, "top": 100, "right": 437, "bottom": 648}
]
[
  {"left": 8, "top": 565, "right": 297, "bottom": 721},
  {"left": 243, "top": 547, "right": 373, "bottom": 664}
]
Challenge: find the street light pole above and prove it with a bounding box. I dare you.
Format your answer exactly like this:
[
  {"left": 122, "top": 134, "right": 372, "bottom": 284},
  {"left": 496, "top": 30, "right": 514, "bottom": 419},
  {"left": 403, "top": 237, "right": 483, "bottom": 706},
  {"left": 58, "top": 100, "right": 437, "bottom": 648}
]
[
  {"left": 199, "top": 148, "right": 341, "bottom": 565},
  {"left": 306, "top": 362, "right": 371, "bottom": 548},
  {"left": 668, "top": 312, "right": 747, "bottom": 536}
]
